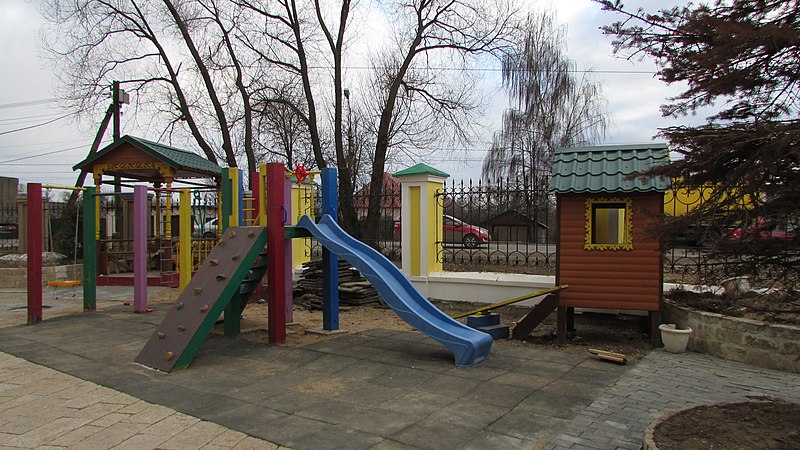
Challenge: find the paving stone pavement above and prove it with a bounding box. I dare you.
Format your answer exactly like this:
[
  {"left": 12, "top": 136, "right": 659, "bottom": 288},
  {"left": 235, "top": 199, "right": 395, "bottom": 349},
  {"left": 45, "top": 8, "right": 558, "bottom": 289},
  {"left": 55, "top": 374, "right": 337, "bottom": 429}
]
[
  {"left": 0, "top": 352, "right": 281, "bottom": 449},
  {"left": 546, "top": 349, "right": 800, "bottom": 450},
  {"left": 0, "top": 292, "right": 633, "bottom": 450}
]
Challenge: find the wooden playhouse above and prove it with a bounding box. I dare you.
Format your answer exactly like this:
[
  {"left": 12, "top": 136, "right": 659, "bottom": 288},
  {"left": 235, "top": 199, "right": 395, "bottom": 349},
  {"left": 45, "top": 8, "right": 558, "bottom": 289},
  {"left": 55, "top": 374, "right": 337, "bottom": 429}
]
[{"left": 550, "top": 143, "right": 670, "bottom": 344}]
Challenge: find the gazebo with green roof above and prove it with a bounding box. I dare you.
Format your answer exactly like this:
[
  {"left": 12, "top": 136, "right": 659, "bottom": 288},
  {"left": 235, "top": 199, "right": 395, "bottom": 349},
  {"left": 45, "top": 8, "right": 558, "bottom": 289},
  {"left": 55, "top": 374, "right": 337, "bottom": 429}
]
[{"left": 73, "top": 135, "right": 223, "bottom": 277}]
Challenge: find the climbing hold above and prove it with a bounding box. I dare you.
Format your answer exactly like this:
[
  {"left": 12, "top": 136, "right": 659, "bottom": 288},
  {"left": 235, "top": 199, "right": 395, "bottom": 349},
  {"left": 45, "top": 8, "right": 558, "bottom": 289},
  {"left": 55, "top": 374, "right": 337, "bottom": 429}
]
[
  {"left": 146, "top": 307, "right": 153, "bottom": 313},
  {"left": 217, "top": 239, "right": 225, "bottom": 246},
  {"left": 165, "top": 351, "right": 174, "bottom": 361},
  {"left": 176, "top": 301, "right": 184, "bottom": 310},
  {"left": 200, "top": 305, "right": 209, "bottom": 313},
  {"left": 209, "top": 259, "right": 219, "bottom": 266},
  {"left": 216, "top": 274, "right": 227, "bottom": 281},
  {"left": 232, "top": 253, "right": 241, "bottom": 261},
  {"left": 123, "top": 301, "right": 131, "bottom": 306},
  {"left": 247, "top": 230, "right": 254, "bottom": 237},
  {"left": 156, "top": 331, "right": 165, "bottom": 339},
  {"left": 176, "top": 326, "right": 186, "bottom": 333},
  {"left": 194, "top": 287, "right": 202, "bottom": 295},
  {"left": 229, "top": 230, "right": 237, "bottom": 238}
]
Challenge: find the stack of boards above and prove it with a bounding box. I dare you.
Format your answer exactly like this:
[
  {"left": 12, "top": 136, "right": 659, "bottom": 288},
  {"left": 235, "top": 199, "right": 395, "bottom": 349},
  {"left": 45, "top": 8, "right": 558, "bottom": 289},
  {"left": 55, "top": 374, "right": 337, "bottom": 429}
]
[{"left": 295, "top": 259, "right": 384, "bottom": 309}]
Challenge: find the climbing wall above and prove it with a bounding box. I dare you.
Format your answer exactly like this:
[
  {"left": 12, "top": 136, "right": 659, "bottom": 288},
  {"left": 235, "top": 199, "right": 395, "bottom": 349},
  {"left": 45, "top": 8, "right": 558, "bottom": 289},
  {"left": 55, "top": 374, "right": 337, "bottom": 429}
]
[{"left": 135, "top": 227, "right": 267, "bottom": 372}]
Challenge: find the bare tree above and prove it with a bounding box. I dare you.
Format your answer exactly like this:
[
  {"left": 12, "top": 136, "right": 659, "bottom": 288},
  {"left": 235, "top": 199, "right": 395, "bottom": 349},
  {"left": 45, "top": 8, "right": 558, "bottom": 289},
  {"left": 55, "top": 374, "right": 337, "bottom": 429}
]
[
  {"left": 362, "top": 0, "right": 518, "bottom": 240},
  {"left": 40, "top": 0, "right": 244, "bottom": 167},
  {"left": 482, "top": 10, "right": 609, "bottom": 188}
]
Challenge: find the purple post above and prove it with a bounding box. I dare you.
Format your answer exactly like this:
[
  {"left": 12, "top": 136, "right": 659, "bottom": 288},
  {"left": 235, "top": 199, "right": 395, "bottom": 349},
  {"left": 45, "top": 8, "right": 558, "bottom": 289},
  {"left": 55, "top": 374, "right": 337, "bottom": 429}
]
[
  {"left": 27, "top": 183, "right": 42, "bottom": 324},
  {"left": 133, "top": 185, "right": 147, "bottom": 312}
]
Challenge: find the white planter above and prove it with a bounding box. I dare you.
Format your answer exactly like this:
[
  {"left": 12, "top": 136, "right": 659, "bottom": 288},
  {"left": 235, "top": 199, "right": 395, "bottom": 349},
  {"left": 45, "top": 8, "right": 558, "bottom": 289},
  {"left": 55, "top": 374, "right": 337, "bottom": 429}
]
[{"left": 659, "top": 323, "right": 692, "bottom": 353}]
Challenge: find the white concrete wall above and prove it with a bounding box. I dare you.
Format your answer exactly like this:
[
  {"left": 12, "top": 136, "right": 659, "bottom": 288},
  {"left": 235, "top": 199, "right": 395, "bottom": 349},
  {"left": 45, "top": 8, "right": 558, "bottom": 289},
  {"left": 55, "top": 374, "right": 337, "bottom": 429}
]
[{"left": 410, "top": 272, "right": 556, "bottom": 307}]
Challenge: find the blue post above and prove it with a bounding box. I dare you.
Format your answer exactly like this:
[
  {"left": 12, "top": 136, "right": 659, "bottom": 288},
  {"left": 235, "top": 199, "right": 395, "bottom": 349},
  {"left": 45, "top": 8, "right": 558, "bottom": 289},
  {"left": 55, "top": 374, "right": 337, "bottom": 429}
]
[{"left": 321, "top": 168, "right": 339, "bottom": 331}]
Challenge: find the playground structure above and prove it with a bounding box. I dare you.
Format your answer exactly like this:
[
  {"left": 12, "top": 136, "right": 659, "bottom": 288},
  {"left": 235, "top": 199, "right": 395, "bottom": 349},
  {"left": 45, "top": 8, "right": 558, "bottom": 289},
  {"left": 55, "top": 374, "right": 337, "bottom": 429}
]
[
  {"left": 135, "top": 164, "right": 493, "bottom": 370},
  {"left": 24, "top": 140, "right": 677, "bottom": 369}
]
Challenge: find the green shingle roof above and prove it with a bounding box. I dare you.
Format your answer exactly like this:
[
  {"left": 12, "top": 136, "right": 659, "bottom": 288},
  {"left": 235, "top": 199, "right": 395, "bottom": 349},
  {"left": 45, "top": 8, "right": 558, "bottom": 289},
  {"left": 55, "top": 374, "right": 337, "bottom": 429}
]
[
  {"left": 394, "top": 163, "right": 449, "bottom": 178},
  {"left": 550, "top": 143, "right": 670, "bottom": 194},
  {"left": 73, "top": 135, "right": 222, "bottom": 175}
]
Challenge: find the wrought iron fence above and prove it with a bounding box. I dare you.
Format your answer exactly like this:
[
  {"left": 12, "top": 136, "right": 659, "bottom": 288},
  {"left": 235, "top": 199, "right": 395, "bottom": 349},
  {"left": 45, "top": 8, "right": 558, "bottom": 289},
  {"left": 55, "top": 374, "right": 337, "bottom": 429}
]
[
  {"left": 435, "top": 178, "right": 556, "bottom": 274},
  {"left": 310, "top": 183, "right": 402, "bottom": 263},
  {"left": 0, "top": 203, "right": 18, "bottom": 255}
]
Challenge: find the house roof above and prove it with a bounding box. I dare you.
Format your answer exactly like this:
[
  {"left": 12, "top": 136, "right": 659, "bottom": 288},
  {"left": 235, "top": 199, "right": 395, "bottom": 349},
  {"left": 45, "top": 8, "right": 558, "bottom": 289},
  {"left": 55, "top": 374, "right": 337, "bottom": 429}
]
[
  {"left": 73, "top": 135, "right": 223, "bottom": 180},
  {"left": 550, "top": 143, "right": 670, "bottom": 194},
  {"left": 353, "top": 173, "right": 401, "bottom": 209}
]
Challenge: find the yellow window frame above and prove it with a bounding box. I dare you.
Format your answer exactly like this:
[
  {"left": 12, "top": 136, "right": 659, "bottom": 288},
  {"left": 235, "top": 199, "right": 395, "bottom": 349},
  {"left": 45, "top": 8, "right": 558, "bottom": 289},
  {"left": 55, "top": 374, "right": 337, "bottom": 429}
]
[{"left": 584, "top": 197, "right": 633, "bottom": 251}]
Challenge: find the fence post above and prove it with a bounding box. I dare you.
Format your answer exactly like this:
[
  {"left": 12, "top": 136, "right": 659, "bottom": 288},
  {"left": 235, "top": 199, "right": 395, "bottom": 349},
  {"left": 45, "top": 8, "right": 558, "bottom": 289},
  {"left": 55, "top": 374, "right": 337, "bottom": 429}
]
[
  {"left": 395, "top": 163, "right": 449, "bottom": 277},
  {"left": 26, "top": 183, "right": 42, "bottom": 324}
]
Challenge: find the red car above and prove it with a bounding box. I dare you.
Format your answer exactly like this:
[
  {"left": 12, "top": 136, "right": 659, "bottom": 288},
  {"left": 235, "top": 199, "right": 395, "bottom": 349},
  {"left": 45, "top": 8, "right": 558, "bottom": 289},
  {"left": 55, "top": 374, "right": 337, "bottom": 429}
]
[
  {"left": 393, "top": 215, "right": 491, "bottom": 248},
  {"left": 729, "top": 220, "right": 796, "bottom": 240}
]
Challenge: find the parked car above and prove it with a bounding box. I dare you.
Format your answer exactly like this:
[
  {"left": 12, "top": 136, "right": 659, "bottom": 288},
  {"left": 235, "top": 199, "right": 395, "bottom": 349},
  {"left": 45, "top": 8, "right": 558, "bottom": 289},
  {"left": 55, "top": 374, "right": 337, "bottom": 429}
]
[
  {"left": 729, "top": 220, "right": 796, "bottom": 241},
  {"left": 393, "top": 215, "right": 491, "bottom": 248},
  {"left": 193, "top": 218, "right": 218, "bottom": 238},
  {"left": 0, "top": 223, "right": 18, "bottom": 240}
]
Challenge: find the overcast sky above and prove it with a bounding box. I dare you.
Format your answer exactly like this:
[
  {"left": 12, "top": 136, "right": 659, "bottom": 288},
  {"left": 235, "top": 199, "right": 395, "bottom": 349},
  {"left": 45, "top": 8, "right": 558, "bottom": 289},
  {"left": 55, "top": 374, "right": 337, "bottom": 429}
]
[{"left": 0, "top": 0, "right": 699, "bottom": 188}]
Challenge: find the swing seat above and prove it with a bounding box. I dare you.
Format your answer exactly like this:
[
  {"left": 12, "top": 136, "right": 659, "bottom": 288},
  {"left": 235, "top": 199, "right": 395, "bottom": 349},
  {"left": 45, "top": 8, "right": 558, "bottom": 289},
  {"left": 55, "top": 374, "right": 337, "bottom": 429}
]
[{"left": 47, "top": 280, "right": 81, "bottom": 287}]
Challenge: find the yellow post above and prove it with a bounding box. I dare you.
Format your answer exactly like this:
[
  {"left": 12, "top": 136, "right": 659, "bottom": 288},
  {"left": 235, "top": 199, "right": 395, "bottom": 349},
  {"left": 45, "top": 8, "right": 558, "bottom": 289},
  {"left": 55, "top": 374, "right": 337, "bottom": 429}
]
[
  {"left": 165, "top": 182, "right": 172, "bottom": 240},
  {"left": 179, "top": 189, "right": 192, "bottom": 290},
  {"left": 291, "top": 181, "right": 314, "bottom": 269},
  {"left": 258, "top": 164, "right": 267, "bottom": 227},
  {"left": 228, "top": 168, "right": 240, "bottom": 228},
  {"left": 395, "top": 163, "right": 449, "bottom": 277}
]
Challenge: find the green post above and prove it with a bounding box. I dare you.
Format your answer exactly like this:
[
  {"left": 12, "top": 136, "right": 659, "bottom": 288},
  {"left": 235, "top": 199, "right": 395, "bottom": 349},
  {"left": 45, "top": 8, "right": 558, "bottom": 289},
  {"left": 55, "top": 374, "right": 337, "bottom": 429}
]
[{"left": 82, "top": 187, "right": 97, "bottom": 311}]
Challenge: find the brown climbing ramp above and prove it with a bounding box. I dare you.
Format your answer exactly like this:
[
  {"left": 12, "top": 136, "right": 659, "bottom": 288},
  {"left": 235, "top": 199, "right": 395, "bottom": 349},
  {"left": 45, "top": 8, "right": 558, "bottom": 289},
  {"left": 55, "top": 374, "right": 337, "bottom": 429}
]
[{"left": 135, "top": 226, "right": 267, "bottom": 372}]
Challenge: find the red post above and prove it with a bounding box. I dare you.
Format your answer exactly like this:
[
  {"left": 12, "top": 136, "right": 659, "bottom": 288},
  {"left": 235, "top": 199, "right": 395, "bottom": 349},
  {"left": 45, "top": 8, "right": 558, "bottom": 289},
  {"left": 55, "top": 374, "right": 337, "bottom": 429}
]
[
  {"left": 27, "top": 183, "right": 43, "bottom": 324},
  {"left": 266, "top": 163, "right": 287, "bottom": 343}
]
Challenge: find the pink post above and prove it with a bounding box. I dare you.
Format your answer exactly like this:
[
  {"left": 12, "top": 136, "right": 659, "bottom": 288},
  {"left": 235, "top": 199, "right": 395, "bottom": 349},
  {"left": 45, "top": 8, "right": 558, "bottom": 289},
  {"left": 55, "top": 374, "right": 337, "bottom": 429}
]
[
  {"left": 133, "top": 185, "right": 147, "bottom": 312},
  {"left": 27, "top": 183, "right": 42, "bottom": 324}
]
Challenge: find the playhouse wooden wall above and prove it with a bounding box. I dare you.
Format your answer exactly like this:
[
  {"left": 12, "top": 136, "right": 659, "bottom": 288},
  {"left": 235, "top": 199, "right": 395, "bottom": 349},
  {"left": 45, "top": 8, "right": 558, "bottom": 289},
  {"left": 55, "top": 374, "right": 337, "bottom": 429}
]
[{"left": 556, "top": 193, "right": 663, "bottom": 311}]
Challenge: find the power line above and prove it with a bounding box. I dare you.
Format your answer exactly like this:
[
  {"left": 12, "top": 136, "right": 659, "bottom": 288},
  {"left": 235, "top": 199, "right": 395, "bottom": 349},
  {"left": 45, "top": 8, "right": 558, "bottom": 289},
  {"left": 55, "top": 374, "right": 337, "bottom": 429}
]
[
  {"left": 0, "top": 114, "right": 71, "bottom": 136},
  {"left": 0, "top": 138, "right": 91, "bottom": 149},
  {"left": 0, "top": 112, "right": 65, "bottom": 124},
  {"left": 0, "top": 98, "right": 59, "bottom": 110},
  {"left": 0, "top": 144, "right": 87, "bottom": 164}
]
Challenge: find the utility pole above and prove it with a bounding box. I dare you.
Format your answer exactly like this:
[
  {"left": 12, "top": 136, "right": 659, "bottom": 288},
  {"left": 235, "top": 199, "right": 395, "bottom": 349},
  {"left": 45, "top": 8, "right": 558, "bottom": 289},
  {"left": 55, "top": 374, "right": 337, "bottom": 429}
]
[{"left": 67, "top": 82, "right": 129, "bottom": 210}]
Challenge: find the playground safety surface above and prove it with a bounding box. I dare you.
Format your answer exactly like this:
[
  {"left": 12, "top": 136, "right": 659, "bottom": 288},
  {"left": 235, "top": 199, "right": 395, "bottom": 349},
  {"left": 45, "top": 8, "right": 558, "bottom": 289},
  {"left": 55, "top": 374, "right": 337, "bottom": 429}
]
[
  {"left": 3, "top": 287, "right": 798, "bottom": 449},
  {"left": 0, "top": 287, "right": 631, "bottom": 449}
]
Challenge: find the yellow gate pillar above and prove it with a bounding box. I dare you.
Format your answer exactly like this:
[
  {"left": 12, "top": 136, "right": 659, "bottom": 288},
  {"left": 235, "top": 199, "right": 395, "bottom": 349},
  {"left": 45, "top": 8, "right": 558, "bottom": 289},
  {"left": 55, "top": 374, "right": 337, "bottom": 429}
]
[{"left": 395, "top": 163, "right": 449, "bottom": 277}]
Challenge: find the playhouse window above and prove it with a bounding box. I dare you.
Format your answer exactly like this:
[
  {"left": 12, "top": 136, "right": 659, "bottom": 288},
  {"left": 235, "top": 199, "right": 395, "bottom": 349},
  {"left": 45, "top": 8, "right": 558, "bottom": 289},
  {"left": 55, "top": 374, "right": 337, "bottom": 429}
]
[{"left": 585, "top": 198, "right": 633, "bottom": 250}]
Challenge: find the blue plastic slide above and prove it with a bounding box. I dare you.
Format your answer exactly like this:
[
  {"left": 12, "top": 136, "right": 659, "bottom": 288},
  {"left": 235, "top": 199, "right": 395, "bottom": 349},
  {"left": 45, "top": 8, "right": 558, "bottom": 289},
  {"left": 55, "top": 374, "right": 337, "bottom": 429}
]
[{"left": 296, "top": 214, "right": 492, "bottom": 366}]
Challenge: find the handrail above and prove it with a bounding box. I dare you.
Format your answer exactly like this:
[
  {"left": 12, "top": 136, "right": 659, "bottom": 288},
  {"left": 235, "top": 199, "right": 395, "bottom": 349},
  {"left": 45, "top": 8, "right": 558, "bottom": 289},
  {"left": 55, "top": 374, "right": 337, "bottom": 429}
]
[{"left": 451, "top": 285, "right": 569, "bottom": 319}]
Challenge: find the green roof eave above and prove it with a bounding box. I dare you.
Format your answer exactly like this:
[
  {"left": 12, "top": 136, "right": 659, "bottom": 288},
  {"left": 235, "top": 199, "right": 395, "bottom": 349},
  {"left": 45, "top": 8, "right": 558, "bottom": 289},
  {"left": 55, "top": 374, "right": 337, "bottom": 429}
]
[
  {"left": 393, "top": 163, "right": 449, "bottom": 178},
  {"left": 72, "top": 135, "right": 222, "bottom": 176}
]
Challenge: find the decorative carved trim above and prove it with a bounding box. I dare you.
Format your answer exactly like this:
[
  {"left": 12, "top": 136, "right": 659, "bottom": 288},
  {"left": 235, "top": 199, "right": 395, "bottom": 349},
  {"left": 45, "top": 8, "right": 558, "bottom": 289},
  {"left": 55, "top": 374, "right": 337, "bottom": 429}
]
[{"left": 584, "top": 197, "right": 633, "bottom": 251}]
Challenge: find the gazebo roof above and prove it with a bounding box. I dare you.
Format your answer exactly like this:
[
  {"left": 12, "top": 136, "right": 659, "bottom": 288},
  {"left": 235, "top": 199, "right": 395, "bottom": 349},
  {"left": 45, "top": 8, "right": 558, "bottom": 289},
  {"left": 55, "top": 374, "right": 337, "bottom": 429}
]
[
  {"left": 73, "top": 135, "right": 222, "bottom": 182},
  {"left": 550, "top": 143, "right": 670, "bottom": 194}
]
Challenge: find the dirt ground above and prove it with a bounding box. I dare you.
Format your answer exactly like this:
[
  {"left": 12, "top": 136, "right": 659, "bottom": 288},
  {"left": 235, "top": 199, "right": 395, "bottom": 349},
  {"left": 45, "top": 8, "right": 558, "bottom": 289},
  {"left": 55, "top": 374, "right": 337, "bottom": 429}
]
[
  {"left": 665, "top": 288, "right": 800, "bottom": 325},
  {"left": 653, "top": 400, "right": 800, "bottom": 450},
  {"left": 228, "top": 298, "right": 655, "bottom": 362}
]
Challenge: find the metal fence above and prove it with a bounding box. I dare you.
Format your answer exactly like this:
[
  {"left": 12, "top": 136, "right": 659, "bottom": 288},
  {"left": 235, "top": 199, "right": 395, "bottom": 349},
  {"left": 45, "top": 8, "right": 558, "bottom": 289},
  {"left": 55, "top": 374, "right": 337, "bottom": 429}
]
[
  {"left": 0, "top": 203, "right": 18, "bottom": 255},
  {"left": 435, "top": 179, "right": 556, "bottom": 274}
]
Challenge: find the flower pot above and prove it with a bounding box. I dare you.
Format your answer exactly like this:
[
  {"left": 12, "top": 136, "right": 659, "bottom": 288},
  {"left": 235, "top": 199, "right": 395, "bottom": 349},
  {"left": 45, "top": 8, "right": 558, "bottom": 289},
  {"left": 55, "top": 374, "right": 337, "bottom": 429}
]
[
  {"left": 720, "top": 276, "right": 751, "bottom": 300},
  {"left": 658, "top": 324, "right": 692, "bottom": 353}
]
